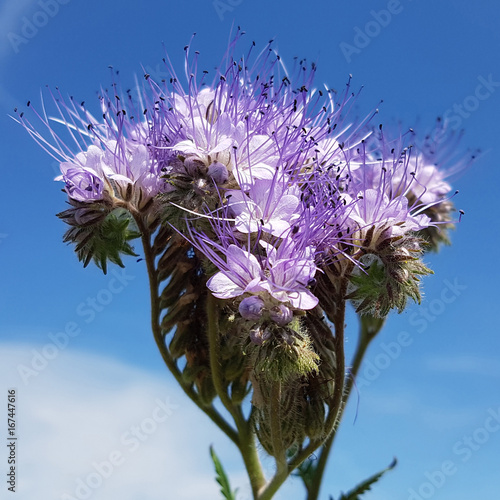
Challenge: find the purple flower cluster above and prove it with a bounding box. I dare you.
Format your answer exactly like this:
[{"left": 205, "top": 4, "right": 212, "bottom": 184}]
[
  {"left": 16, "top": 87, "right": 168, "bottom": 206},
  {"left": 17, "top": 31, "right": 468, "bottom": 324}
]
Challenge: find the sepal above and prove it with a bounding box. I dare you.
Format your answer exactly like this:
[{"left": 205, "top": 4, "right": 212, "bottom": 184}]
[
  {"left": 58, "top": 205, "right": 140, "bottom": 274},
  {"left": 347, "top": 236, "right": 433, "bottom": 317}
]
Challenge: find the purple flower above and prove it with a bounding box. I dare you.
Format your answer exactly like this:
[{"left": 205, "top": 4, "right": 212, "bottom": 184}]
[
  {"left": 206, "top": 245, "right": 265, "bottom": 299},
  {"left": 17, "top": 87, "right": 166, "bottom": 206},
  {"left": 197, "top": 230, "right": 319, "bottom": 312},
  {"left": 403, "top": 159, "right": 452, "bottom": 206},
  {"left": 345, "top": 189, "right": 431, "bottom": 243},
  {"left": 144, "top": 32, "right": 361, "bottom": 199},
  {"left": 226, "top": 176, "right": 302, "bottom": 238},
  {"left": 259, "top": 239, "right": 319, "bottom": 310},
  {"left": 57, "top": 146, "right": 105, "bottom": 201}
]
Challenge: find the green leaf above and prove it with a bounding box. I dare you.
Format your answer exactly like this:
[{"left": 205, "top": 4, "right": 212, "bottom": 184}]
[
  {"left": 337, "top": 458, "right": 397, "bottom": 500},
  {"left": 209, "top": 445, "right": 237, "bottom": 500},
  {"left": 292, "top": 456, "right": 317, "bottom": 493}
]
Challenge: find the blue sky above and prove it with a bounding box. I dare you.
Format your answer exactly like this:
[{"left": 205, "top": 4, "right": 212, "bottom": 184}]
[{"left": 1, "top": 0, "right": 500, "bottom": 499}]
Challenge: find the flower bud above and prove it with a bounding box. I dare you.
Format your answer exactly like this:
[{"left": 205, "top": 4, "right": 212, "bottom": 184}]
[
  {"left": 269, "top": 304, "right": 293, "bottom": 326},
  {"left": 239, "top": 296, "right": 265, "bottom": 321},
  {"left": 184, "top": 156, "right": 206, "bottom": 177},
  {"left": 345, "top": 235, "right": 432, "bottom": 317},
  {"left": 249, "top": 325, "right": 272, "bottom": 345},
  {"left": 208, "top": 161, "right": 229, "bottom": 184}
]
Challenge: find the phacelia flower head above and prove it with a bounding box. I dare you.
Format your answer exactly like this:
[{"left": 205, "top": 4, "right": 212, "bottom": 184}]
[{"left": 16, "top": 85, "right": 166, "bottom": 210}]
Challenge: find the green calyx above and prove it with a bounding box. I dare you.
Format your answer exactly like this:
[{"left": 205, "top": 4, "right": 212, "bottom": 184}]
[
  {"left": 247, "top": 320, "right": 319, "bottom": 383},
  {"left": 347, "top": 238, "right": 433, "bottom": 317},
  {"left": 59, "top": 206, "right": 140, "bottom": 274}
]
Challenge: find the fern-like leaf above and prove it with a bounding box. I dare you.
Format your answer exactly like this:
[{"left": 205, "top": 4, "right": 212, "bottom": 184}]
[
  {"left": 210, "top": 446, "right": 237, "bottom": 500},
  {"left": 335, "top": 458, "right": 397, "bottom": 500}
]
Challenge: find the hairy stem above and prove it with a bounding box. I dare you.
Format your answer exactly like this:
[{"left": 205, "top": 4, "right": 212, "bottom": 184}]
[
  {"left": 239, "top": 425, "right": 267, "bottom": 499},
  {"left": 270, "top": 380, "right": 287, "bottom": 470},
  {"left": 206, "top": 294, "right": 243, "bottom": 422},
  {"left": 206, "top": 294, "right": 266, "bottom": 497},
  {"left": 305, "top": 314, "right": 384, "bottom": 500},
  {"left": 258, "top": 292, "right": 347, "bottom": 500},
  {"left": 135, "top": 214, "right": 239, "bottom": 445}
]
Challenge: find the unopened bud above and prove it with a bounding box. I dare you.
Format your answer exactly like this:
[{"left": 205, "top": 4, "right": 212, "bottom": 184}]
[
  {"left": 269, "top": 304, "right": 293, "bottom": 326},
  {"left": 239, "top": 296, "right": 265, "bottom": 320},
  {"left": 208, "top": 161, "right": 229, "bottom": 184},
  {"left": 184, "top": 156, "right": 205, "bottom": 176},
  {"left": 249, "top": 325, "right": 272, "bottom": 345}
]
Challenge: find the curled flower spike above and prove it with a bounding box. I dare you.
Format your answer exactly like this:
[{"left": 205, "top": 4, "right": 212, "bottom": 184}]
[{"left": 16, "top": 84, "right": 167, "bottom": 210}]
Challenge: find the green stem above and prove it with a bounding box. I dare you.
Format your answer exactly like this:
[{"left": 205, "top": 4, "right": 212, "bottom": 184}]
[
  {"left": 239, "top": 426, "right": 267, "bottom": 499},
  {"left": 270, "top": 380, "right": 288, "bottom": 473},
  {"left": 305, "top": 315, "right": 385, "bottom": 500},
  {"left": 206, "top": 294, "right": 244, "bottom": 424},
  {"left": 206, "top": 293, "right": 266, "bottom": 497},
  {"left": 135, "top": 214, "right": 239, "bottom": 445},
  {"left": 258, "top": 294, "right": 347, "bottom": 500}
]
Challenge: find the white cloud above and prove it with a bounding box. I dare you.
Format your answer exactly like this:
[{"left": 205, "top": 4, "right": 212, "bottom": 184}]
[
  {"left": 425, "top": 355, "right": 500, "bottom": 378},
  {"left": 1, "top": 344, "right": 302, "bottom": 500}
]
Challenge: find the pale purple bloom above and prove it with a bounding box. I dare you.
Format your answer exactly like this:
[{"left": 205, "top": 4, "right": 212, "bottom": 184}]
[
  {"left": 348, "top": 148, "right": 452, "bottom": 209},
  {"left": 17, "top": 86, "right": 166, "bottom": 204},
  {"left": 58, "top": 146, "right": 105, "bottom": 201},
  {"left": 205, "top": 238, "right": 318, "bottom": 311},
  {"left": 345, "top": 189, "right": 431, "bottom": 240},
  {"left": 206, "top": 245, "right": 265, "bottom": 299},
  {"left": 55, "top": 139, "right": 165, "bottom": 202},
  {"left": 259, "top": 239, "right": 319, "bottom": 310},
  {"left": 227, "top": 177, "right": 302, "bottom": 237},
  {"left": 397, "top": 156, "right": 452, "bottom": 205}
]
